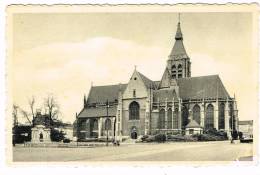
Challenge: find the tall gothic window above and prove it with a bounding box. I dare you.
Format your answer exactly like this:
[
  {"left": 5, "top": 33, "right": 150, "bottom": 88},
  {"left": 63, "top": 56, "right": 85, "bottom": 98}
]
[
  {"left": 105, "top": 118, "right": 112, "bottom": 130},
  {"left": 218, "top": 103, "right": 225, "bottom": 129},
  {"left": 173, "top": 108, "right": 178, "bottom": 129},
  {"left": 193, "top": 104, "right": 201, "bottom": 125},
  {"left": 205, "top": 104, "right": 214, "bottom": 130},
  {"left": 158, "top": 109, "right": 165, "bottom": 129},
  {"left": 129, "top": 101, "right": 140, "bottom": 120},
  {"left": 177, "top": 64, "right": 182, "bottom": 78},
  {"left": 167, "top": 108, "right": 172, "bottom": 129},
  {"left": 182, "top": 106, "right": 189, "bottom": 128},
  {"left": 171, "top": 65, "right": 177, "bottom": 78},
  {"left": 92, "top": 119, "right": 98, "bottom": 131}
]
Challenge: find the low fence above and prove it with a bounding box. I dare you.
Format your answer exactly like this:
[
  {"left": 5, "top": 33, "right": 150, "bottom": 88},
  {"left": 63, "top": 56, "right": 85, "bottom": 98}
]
[{"left": 22, "top": 141, "right": 113, "bottom": 148}]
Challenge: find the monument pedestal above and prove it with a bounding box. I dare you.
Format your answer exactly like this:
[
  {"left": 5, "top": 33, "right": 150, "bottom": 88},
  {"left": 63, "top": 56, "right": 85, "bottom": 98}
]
[{"left": 31, "top": 125, "right": 51, "bottom": 143}]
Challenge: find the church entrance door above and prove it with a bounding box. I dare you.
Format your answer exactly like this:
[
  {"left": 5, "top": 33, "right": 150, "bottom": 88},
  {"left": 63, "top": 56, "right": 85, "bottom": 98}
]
[
  {"left": 130, "top": 127, "right": 137, "bottom": 139},
  {"left": 131, "top": 131, "right": 137, "bottom": 139}
]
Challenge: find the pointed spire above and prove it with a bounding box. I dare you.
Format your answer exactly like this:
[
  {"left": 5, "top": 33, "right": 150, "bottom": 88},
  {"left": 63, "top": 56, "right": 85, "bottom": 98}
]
[
  {"left": 84, "top": 94, "right": 87, "bottom": 108},
  {"left": 175, "top": 22, "right": 183, "bottom": 40},
  {"left": 168, "top": 17, "right": 188, "bottom": 60}
]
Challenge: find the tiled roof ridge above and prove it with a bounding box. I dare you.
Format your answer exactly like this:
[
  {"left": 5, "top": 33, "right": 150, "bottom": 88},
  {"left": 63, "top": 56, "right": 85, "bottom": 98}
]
[
  {"left": 91, "top": 83, "right": 127, "bottom": 88},
  {"left": 178, "top": 74, "right": 219, "bottom": 80}
]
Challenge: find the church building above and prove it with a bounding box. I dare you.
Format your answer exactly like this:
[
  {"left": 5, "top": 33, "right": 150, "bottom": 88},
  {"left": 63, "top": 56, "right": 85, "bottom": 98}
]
[{"left": 75, "top": 20, "right": 238, "bottom": 141}]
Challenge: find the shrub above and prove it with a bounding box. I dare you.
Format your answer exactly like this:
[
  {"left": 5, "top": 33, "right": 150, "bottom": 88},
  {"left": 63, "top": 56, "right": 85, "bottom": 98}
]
[
  {"left": 140, "top": 135, "right": 155, "bottom": 142},
  {"left": 51, "top": 129, "right": 65, "bottom": 142},
  {"left": 141, "top": 135, "right": 149, "bottom": 142},
  {"left": 196, "top": 134, "right": 227, "bottom": 141},
  {"left": 167, "top": 134, "right": 197, "bottom": 142},
  {"left": 63, "top": 138, "right": 71, "bottom": 143},
  {"left": 204, "top": 129, "right": 228, "bottom": 140},
  {"left": 154, "top": 133, "right": 166, "bottom": 143}
]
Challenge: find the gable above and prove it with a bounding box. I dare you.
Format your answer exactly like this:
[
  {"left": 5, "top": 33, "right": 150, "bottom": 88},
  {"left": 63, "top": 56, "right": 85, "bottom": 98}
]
[
  {"left": 159, "top": 68, "right": 171, "bottom": 88},
  {"left": 123, "top": 71, "right": 148, "bottom": 99}
]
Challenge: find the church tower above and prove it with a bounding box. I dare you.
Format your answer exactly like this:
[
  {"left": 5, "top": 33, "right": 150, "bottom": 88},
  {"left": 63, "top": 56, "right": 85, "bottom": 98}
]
[{"left": 167, "top": 20, "right": 191, "bottom": 79}]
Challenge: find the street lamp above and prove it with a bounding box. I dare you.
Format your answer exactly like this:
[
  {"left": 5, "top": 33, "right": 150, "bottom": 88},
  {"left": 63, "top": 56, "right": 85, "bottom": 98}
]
[
  {"left": 106, "top": 100, "right": 109, "bottom": 146},
  {"left": 76, "top": 114, "right": 78, "bottom": 147}
]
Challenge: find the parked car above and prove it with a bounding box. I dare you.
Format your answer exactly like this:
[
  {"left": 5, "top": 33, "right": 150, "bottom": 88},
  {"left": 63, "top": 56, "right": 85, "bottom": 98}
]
[{"left": 240, "top": 133, "right": 253, "bottom": 143}]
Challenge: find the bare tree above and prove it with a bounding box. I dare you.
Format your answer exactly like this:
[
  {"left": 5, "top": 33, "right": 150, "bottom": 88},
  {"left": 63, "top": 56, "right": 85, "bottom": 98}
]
[
  {"left": 12, "top": 104, "right": 19, "bottom": 127},
  {"left": 19, "top": 108, "right": 32, "bottom": 125},
  {"left": 44, "top": 94, "right": 60, "bottom": 121},
  {"left": 28, "top": 96, "right": 36, "bottom": 120}
]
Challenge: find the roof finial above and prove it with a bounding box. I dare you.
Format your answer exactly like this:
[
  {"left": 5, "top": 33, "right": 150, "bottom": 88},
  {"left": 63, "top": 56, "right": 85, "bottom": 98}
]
[
  {"left": 134, "top": 65, "right": 137, "bottom": 70},
  {"left": 175, "top": 15, "right": 183, "bottom": 40},
  {"left": 178, "top": 13, "right": 181, "bottom": 23}
]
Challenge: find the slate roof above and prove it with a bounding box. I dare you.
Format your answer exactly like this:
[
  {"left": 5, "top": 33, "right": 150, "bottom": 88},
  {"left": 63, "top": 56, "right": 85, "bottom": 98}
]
[
  {"left": 177, "top": 75, "right": 230, "bottom": 100},
  {"left": 77, "top": 106, "right": 117, "bottom": 118},
  {"left": 169, "top": 22, "right": 189, "bottom": 60},
  {"left": 138, "top": 71, "right": 157, "bottom": 89},
  {"left": 153, "top": 88, "right": 178, "bottom": 101},
  {"left": 87, "top": 84, "right": 127, "bottom": 104},
  {"left": 186, "top": 120, "right": 202, "bottom": 128}
]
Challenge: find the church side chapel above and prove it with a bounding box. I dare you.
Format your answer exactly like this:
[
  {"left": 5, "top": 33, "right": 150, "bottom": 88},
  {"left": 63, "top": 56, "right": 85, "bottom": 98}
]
[{"left": 75, "top": 18, "right": 238, "bottom": 141}]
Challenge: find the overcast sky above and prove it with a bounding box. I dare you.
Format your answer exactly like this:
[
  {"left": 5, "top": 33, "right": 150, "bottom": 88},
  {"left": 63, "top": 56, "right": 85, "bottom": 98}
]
[{"left": 11, "top": 12, "right": 257, "bottom": 124}]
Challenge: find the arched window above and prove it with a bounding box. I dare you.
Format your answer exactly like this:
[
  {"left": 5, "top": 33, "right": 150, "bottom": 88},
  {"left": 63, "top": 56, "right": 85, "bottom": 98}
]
[
  {"left": 158, "top": 109, "right": 165, "bottom": 129},
  {"left": 193, "top": 104, "right": 201, "bottom": 125},
  {"left": 105, "top": 118, "right": 112, "bottom": 130},
  {"left": 218, "top": 103, "right": 225, "bottom": 129},
  {"left": 177, "top": 64, "right": 182, "bottom": 78},
  {"left": 173, "top": 108, "right": 178, "bottom": 129},
  {"left": 167, "top": 108, "right": 172, "bottom": 129},
  {"left": 92, "top": 119, "right": 98, "bottom": 131},
  {"left": 205, "top": 104, "right": 214, "bottom": 130},
  {"left": 171, "top": 65, "right": 177, "bottom": 78},
  {"left": 129, "top": 101, "right": 140, "bottom": 120},
  {"left": 182, "top": 106, "right": 189, "bottom": 128}
]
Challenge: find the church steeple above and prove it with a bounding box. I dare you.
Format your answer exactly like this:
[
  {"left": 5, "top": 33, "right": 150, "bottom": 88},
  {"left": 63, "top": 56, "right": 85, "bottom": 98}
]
[
  {"left": 169, "top": 21, "right": 188, "bottom": 60},
  {"left": 167, "top": 16, "right": 191, "bottom": 79}
]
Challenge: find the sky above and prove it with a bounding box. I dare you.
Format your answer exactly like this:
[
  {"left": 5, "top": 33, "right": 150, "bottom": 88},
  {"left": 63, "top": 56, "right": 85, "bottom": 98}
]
[{"left": 11, "top": 12, "right": 257, "bottom": 124}]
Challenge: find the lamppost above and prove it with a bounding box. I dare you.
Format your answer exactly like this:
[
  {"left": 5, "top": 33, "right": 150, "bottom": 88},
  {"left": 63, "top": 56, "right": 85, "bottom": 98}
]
[
  {"left": 106, "top": 99, "right": 109, "bottom": 146},
  {"left": 76, "top": 113, "right": 78, "bottom": 147}
]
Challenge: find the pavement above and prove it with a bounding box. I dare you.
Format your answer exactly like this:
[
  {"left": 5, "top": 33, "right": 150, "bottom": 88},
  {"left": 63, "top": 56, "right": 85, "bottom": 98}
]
[{"left": 12, "top": 141, "right": 253, "bottom": 162}]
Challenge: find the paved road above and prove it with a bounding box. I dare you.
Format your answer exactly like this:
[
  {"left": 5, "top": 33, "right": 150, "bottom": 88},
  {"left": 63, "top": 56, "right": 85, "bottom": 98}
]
[{"left": 13, "top": 141, "right": 253, "bottom": 162}]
